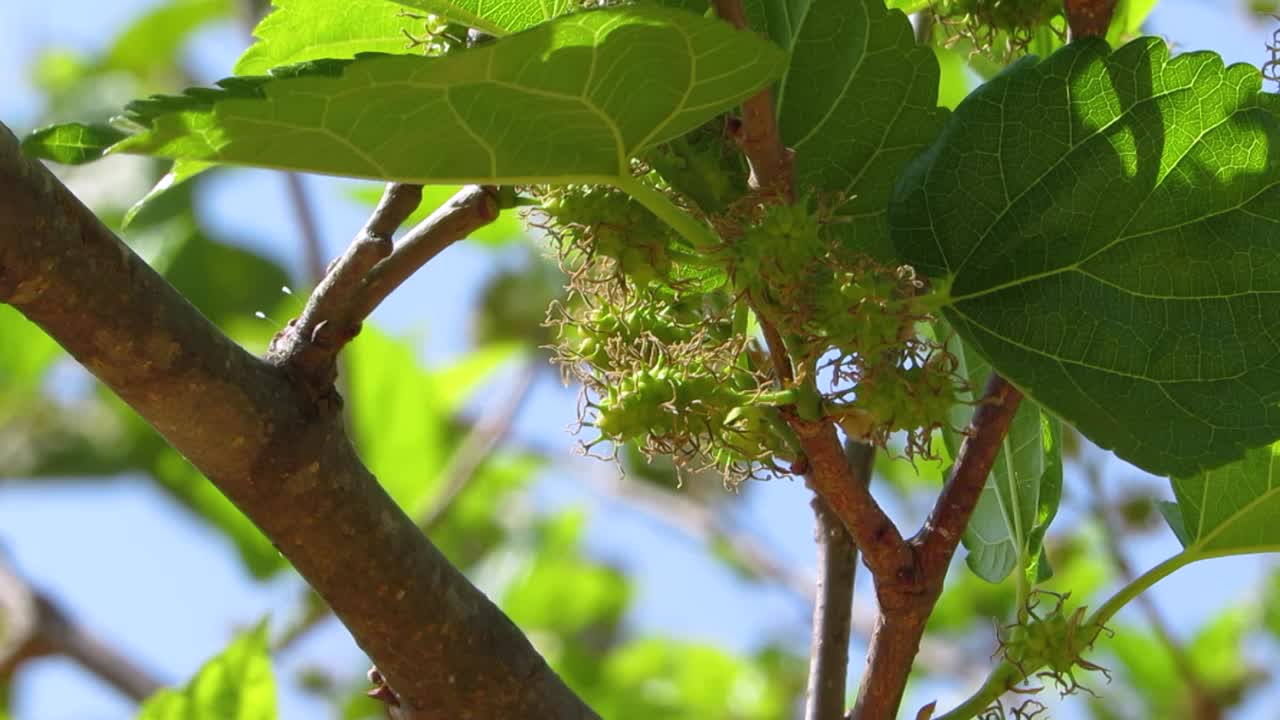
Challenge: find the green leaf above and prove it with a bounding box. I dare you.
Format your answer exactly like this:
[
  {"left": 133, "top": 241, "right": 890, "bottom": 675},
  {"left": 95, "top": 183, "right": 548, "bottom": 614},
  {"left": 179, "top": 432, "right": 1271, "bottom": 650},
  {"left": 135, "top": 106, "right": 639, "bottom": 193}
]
[
  {"left": 502, "top": 510, "right": 631, "bottom": 636},
  {"left": 136, "top": 624, "right": 275, "bottom": 719},
  {"left": 347, "top": 328, "right": 517, "bottom": 511},
  {"left": 892, "top": 38, "right": 1280, "bottom": 477},
  {"left": 1168, "top": 441, "right": 1280, "bottom": 557},
  {"left": 943, "top": 326, "right": 1062, "bottom": 585},
  {"left": 0, "top": 307, "right": 62, "bottom": 391},
  {"left": 22, "top": 123, "right": 127, "bottom": 164},
  {"left": 236, "top": 0, "right": 418, "bottom": 76},
  {"left": 108, "top": 6, "right": 785, "bottom": 185},
  {"left": 388, "top": 0, "right": 578, "bottom": 36},
  {"left": 593, "top": 639, "right": 790, "bottom": 720},
  {"left": 104, "top": 0, "right": 232, "bottom": 77},
  {"left": 123, "top": 160, "right": 215, "bottom": 228},
  {"left": 778, "top": 0, "right": 944, "bottom": 261}
]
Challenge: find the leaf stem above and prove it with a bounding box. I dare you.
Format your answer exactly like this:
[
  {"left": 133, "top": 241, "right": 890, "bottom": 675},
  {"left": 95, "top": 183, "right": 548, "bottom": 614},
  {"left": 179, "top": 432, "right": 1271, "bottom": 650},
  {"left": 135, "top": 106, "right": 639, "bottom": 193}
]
[
  {"left": 1085, "top": 551, "right": 1194, "bottom": 631},
  {"left": 613, "top": 174, "right": 721, "bottom": 251}
]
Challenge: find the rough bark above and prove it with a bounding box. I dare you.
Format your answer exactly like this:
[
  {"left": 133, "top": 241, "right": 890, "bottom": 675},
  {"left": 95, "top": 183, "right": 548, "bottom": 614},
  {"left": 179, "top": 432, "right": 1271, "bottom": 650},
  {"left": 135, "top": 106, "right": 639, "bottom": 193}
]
[{"left": 0, "top": 121, "right": 597, "bottom": 720}]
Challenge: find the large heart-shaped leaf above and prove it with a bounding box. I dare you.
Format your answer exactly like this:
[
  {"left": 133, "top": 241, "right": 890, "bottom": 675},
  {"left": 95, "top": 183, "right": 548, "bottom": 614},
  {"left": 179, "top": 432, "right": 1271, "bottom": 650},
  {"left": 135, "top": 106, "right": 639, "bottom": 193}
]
[
  {"left": 892, "top": 38, "right": 1280, "bottom": 478},
  {"left": 104, "top": 5, "right": 783, "bottom": 186},
  {"left": 943, "top": 325, "right": 1062, "bottom": 585},
  {"left": 778, "top": 0, "right": 944, "bottom": 261}
]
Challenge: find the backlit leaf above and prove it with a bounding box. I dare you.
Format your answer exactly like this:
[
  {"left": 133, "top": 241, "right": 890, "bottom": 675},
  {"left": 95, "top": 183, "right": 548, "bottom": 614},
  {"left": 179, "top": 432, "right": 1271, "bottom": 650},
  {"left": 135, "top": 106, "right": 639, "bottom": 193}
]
[
  {"left": 22, "top": 123, "right": 126, "bottom": 164},
  {"left": 236, "top": 0, "right": 419, "bottom": 75},
  {"left": 108, "top": 6, "right": 785, "bottom": 186},
  {"left": 136, "top": 624, "right": 275, "bottom": 720}
]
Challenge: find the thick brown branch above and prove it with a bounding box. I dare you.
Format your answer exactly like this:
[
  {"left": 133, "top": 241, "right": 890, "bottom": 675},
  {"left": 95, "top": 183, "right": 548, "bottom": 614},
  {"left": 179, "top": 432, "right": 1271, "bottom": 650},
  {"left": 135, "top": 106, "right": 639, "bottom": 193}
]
[
  {"left": 804, "top": 441, "right": 873, "bottom": 720},
  {"left": 0, "top": 123, "right": 596, "bottom": 720},
  {"left": 791, "top": 417, "right": 913, "bottom": 582},
  {"left": 849, "top": 374, "right": 1022, "bottom": 720}
]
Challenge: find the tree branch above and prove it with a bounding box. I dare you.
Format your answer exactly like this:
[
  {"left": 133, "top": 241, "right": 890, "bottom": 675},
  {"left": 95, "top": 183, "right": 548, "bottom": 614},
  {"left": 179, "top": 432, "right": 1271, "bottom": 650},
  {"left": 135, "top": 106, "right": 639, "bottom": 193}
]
[
  {"left": 282, "top": 172, "right": 326, "bottom": 285},
  {"left": 272, "top": 181, "right": 423, "bottom": 384},
  {"left": 709, "top": 0, "right": 794, "bottom": 199},
  {"left": 915, "top": 375, "right": 1022, "bottom": 572},
  {"left": 0, "top": 123, "right": 596, "bottom": 720},
  {"left": 849, "top": 374, "right": 1022, "bottom": 720},
  {"left": 804, "top": 441, "right": 873, "bottom": 720},
  {"left": 0, "top": 560, "right": 163, "bottom": 703}
]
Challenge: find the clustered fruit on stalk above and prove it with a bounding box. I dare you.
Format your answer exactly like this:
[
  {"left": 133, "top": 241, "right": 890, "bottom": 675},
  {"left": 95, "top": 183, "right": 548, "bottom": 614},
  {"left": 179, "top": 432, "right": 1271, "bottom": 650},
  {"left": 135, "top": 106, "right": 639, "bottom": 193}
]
[{"left": 530, "top": 121, "right": 962, "bottom": 485}]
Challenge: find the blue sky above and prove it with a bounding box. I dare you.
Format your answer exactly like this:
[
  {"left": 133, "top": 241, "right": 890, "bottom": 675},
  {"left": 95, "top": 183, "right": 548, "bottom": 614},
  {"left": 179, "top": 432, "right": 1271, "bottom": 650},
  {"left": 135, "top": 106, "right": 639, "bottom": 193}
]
[{"left": 2, "top": 1, "right": 1279, "bottom": 718}]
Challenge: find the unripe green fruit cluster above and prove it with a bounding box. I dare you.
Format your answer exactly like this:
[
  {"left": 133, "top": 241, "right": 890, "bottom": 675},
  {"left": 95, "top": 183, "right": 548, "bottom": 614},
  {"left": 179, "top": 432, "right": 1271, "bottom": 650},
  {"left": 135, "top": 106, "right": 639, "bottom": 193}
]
[
  {"left": 540, "top": 184, "right": 674, "bottom": 285},
  {"left": 846, "top": 354, "right": 959, "bottom": 440},
  {"left": 936, "top": 0, "right": 1060, "bottom": 33},
  {"left": 998, "top": 592, "right": 1110, "bottom": 697}
]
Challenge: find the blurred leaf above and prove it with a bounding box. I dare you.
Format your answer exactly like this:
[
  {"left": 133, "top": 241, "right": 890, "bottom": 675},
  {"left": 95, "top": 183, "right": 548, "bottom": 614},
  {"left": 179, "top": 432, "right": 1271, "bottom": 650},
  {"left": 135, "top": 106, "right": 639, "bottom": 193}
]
[
  {"left": 0, "top": 307, "right": 62, "bottom": 393},
  {"left": 236, "top": 0, "right": 417, "bottom": 76},
  {"left": 1107, "top": 0, "right": 1159, "bottom": 44},
  {"left": 591, "top": 639, "right": 795, "bottom": 720},
  {"left": 162, "top": 229, "right": 293, "bottom": 330},
  {"left": 22, "top": 123, "right": 126, "bottom": 164},
  {"left": 473, "top": 256, "right": 564, "bottom": 349},
  {"left": 347, "top": 328, "right": 518, "bottom": 511},
  {"left": 104, "top": 0, "right": 232, "bottom": 77},
  {"left": 1263, "top": 569, "right": 1280, "bottom": 641},
  {"left": 933, "top": 46, "right": 971, "bottom": 110},
  {"left": 123, "top": 160, "right": 215, "bottom": 228},
  {"left": 136, "top": 623, "right": 275, "bottom": 719},
  {"left": 429, "top": 452, "right": 541, "bottom": 565},
  {"left": 1187, "top": 606, "right": 1257, "bottom": 695},
  {"left": 346, "top": 184, "right": 526, "bottom": 246},
  {"left": 503, "top": 511, "right": 631, "bottom": 636}
]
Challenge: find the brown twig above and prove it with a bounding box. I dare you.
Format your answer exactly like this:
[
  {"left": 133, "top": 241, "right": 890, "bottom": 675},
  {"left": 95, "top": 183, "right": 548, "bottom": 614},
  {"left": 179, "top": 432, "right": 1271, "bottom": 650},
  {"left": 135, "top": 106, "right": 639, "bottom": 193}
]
[
  {"left": 0, "top": 122, "right": 597, "bottom": 720},
  {"left": 0, "top": 560, "right": 163, "bottom": 703},
  {"left": 709, "top": 0, "right": 794, "bottom": 199},
  {"left": 270, "top": 182, "right": 424, "bottom": 383},
  {"left": 283, "top": 172, "right": 326, "bottom": 285},
  {"left": 419, "top": 360, "right": 537, "bottom": 531},
  {"left": 350, "top": 185, "right": 498, "bottom": 322},
  {"left": 805, "top": 441, "right": 873, "bottom": 720}
]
